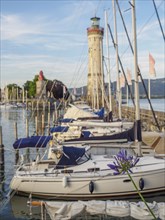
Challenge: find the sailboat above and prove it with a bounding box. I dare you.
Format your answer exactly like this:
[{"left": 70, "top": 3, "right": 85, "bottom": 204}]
[
  {"left": 49, "top": 101, "right": 134, "bottom": 145},
  {"left": 10, "top": 144, "right": 165, "bottom": 199}
]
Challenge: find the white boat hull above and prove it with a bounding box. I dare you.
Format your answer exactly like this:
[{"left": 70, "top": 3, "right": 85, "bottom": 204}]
[{"left": 10, "top": 156, "right": 165, "bottom": 200}]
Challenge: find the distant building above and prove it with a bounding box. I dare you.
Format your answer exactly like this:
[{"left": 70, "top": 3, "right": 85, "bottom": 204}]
[{"left": 36, "top": 70, "right": 46, "bottom": 98}]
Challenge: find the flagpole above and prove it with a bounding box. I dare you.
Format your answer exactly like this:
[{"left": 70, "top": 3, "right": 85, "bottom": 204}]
[{"left": 149, "top": 52, "right": 156, "bottom": 110}]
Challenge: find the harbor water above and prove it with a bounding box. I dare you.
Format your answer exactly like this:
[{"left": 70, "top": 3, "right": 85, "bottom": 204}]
[
  {"left": 123, "top": 98, "right": 165, "bottom": 112},
  {"left": 0, "top": 99, "right": 165, "bottom": 220}
]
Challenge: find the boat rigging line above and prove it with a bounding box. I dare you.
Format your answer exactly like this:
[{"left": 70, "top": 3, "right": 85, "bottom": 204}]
[
  {"left": 152, "top": 0, "right": 165, "bottom": 42},
  {"left": 115, "top": 0, "right": 161, "bottom": 131},
  {"left": 0, "top": 189, "right": 16, "bottom": 214},
  {"left": 107, "top": 24, "right": 135, "bottom": 107}
]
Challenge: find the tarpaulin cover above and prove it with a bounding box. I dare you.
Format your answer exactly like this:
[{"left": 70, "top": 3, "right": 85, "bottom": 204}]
[
  {"left": 58, "top": 118, "right": 75, "bottom": 123},
  {"left": 95, "top": 107, "right": 104, "bottom": 119},
  {"left": 56, "top": 146, "right": 85, "bottom": 169},
  {"left": 64, "top": 121, "right": 141, "bottom": 143},
  {"left": 81, "top": 131, "right": 91, "bottom": 138},
  {"left": 49, "top": 126, "right": 69, "bottom": 133},
  {"left": 13, "top": 135, "right": 52, "bottom": 149}
]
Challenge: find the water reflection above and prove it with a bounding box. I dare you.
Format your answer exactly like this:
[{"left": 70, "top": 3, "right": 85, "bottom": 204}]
[
  {"left": 9, "top": 193, "right": 165, "bottom": 220},
  {"left": 10, "top": 195, "right": 42, "bottom": 220}
]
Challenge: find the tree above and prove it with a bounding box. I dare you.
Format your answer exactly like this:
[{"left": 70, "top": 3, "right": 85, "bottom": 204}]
[
  {"left": 7, "top": 84, "right": 21, "bottom": 100},
  {"left": 23, "top": 75, "right": 39, "bottom": 98}
]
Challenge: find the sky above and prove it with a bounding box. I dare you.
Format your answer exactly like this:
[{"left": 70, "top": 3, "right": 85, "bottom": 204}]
[{"left": 1, "top": 0, "right": 165, "bottom": 89}]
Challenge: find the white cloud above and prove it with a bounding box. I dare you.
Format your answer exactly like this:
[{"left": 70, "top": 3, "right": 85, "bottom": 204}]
[
  {"left": 1, "top": 52, "right": 88, "bottom": 88},
  {"left": 1, "top": 14, "right": 43, "bottom": 40}
]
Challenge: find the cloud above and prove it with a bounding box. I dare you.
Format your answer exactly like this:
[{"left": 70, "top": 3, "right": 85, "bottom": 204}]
[
  {"left": 1, "top": 2, "right": 91, "bottom": 88},
  {"left": 1, "top": 14, "right": 43, "bottom": 40},
  {"left": 1, "top": 52, "right": 88, "bottom": 88},
  {"left": 1, "top": 1, "right": 95, "bottom": 41}
]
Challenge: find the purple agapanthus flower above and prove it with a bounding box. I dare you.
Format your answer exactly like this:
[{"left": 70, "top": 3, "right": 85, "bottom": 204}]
[{"left": 107, "top": 149, "right": 139, "bottom": 175}]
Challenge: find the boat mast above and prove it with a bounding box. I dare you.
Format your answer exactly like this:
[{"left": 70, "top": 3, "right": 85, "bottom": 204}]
[
  {"left": 116, "top": 0, "right": 160, "bottom": 131},
  {"left": 112, "top": 0, "right": 122, "bottom": 120},
  {"left": 132, "top": 0, "right": 142, "bottom": 156},
  {"left": 92, "top": 58, "right": 95, "bottom": 109},
  {"left": 100, "top": 40, "right": 105, "bottom": 108},
  {"left": 105, "top": 10, "right": 112, "bottom": 112}
]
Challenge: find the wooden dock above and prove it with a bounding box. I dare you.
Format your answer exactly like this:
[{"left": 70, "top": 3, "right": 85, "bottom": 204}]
[{"left": 121, "top": 106, "right": 165, "bottom": 131}]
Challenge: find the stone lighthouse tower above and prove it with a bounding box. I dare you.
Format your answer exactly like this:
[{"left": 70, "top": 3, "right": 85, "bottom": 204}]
[
  {"left": 36, "top": 70, "right": 46, "bottom": 98},
  {"left": 87, "top": 17, "right": 104, "bottom": 109}
]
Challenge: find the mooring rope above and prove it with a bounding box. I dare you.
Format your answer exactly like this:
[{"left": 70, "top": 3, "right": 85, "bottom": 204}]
[{"left": 0, "top": 189, "right": 17, "bottom": 213}]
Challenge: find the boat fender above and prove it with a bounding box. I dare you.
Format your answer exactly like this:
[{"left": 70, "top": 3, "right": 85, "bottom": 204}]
[
  {"left": 139, "top": 178, "right": 144, "bottom": 190},
  {"left": 44, "top": 169, "right": 48, "bottom": 176},
  {"left": 89, "top": 181, "right": 94, "bottom": 194},
  {"left": 62, "top": 176, "right": 68, "bottom": 188}
]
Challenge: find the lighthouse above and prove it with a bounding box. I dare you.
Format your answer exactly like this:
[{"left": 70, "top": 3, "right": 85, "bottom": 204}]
[{"left": 87, "top": 17, "right": 104, "bottom": 109}]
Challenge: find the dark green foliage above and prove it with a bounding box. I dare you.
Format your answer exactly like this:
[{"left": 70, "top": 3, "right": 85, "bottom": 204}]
[{"left": 23, "top": 75, "right": 39, "bottom": 98}]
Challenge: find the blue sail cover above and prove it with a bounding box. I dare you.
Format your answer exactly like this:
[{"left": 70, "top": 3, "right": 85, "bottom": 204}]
[
  {"left": 95, "top": 107, "right": 104, "bottom": 118},
  {"left": 64, "top": 122, "right": 138, "bottom": 143},
  {"left": 49, "top": 126, "right": 69, "bottom": 133},
  {"left": 58, "top": 118, "right": 75, "bottom": 123},
  {"left": 56, "top": 146, "right": 85, "bottom": 169},
  {"left": 81, "top": 130, "right": 91, "bottom": 138},
  {"left": 13, "top": 135, "right": 52, "bottom": 149}
]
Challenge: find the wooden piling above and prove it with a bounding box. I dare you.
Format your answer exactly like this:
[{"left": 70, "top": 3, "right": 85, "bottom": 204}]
[
  {"left": 14, "top": 122, "right": 18, "bottom": 140},
  {"left": 0, "top": 126, "right": 5, "bottom": 182},
  {"left": 26, "top": 118, "right": 29, "bottom": 137},
  {"left": 54, "top": 102, "right": 58, "bottom": 124},
  {"left": 26, "top": 118, "right": 30, "bottom": 162},
  {"left": 32, "top": 101, "right": 34, "bottom": 111},
  {"left": 43, "top": 101, "right": 45, "bottom": 113},
  {"left": 48, "top": 112, "right": 50, "bottom": 135},
  {"left": 42, "top": 114, "right": 45, "bottom": 135},
  {"left": 48, "top": 102, "right": 51, "bottom": 113},
  {"left": 52, "top": 113, "right": 55, "bottom": 125},
  {"left": 37, "top": 101, "right": 39, "bottom": 111},
  {"left": 35, "top": 116, "right": 38, "bottom": 135},
  {"left": 14, "top": 122, "right": 19, "bottom": 164}
]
